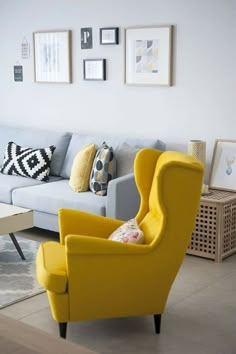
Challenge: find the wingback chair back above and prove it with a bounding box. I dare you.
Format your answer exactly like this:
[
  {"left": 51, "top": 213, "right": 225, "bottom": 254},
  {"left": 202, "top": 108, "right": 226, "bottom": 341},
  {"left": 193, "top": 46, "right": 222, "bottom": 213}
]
[
  {"left": 133, "top": 149, "right": 204, "bottom": 315},
  {"left": 36, "top": 148, "right": 204, "bottom": 339},
  {"left": 137, "top": 149, "right": 203, "bottom": 247}
]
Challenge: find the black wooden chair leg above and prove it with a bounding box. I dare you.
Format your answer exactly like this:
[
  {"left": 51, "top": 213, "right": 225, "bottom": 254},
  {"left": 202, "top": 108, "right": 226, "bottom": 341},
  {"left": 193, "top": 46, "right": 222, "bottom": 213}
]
[
  {"left": 153, "top": 314, "right": 162, "bottom": 334},
  {"left": 59, "top": 322, "right": 67, "bottom": 339}
]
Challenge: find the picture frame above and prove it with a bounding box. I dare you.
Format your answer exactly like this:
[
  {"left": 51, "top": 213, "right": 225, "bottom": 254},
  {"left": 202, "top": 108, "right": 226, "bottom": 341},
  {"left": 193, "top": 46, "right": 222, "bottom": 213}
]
[
  {"left": 100, "top": 27, "right": 119, "bottom": 45},
  {"left": 81, "top": 27, "right": 93, "bottom": 49},
  {"left": 33, "top": 30, "right": 72, "bottom": 83},
  {"left": 209, "top": 139, "right": 236, "bottom": 192},
  {"left": 83, "top": 59, "right": 106, "bottom": 81},
  {"left": 14, "top": 65, "right": 23, "bottom": 82},
  {"left": 125, "top": 25, "right": 173, "bottom": 86}
]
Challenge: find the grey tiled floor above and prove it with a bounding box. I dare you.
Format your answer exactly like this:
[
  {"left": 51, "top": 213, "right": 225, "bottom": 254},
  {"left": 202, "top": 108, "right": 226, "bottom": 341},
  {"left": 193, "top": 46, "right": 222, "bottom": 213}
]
[{"left": 1, "top": 228, "right": 236, "bottom": 354}]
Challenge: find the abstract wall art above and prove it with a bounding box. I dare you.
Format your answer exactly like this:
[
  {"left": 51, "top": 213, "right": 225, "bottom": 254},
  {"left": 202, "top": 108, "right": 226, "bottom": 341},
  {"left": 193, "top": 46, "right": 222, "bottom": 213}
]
[{"left": 125, "top": 26, "right": 173, "bottom": 86}]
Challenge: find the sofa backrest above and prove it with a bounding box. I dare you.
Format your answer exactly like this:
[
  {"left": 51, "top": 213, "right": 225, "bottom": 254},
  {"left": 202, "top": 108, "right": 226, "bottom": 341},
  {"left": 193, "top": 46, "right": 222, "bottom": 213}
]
[
  {"left": 0, "top": 125, "right": 71, "bottom": 176},
  {"left": 60, "top": 133, "right": 165, "bottom": 179}
]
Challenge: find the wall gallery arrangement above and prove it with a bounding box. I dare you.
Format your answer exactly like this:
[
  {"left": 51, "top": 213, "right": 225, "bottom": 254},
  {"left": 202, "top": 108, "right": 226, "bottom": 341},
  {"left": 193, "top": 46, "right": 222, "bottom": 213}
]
[{"left": 15, "top": 25, "right": 174, "bottom": 85}]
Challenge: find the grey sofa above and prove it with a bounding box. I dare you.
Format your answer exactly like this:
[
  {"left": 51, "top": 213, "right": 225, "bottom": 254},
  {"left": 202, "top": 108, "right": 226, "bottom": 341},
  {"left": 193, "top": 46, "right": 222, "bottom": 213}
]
[{"left": 0, "top": 125, "right": 164, "bottom": 232}]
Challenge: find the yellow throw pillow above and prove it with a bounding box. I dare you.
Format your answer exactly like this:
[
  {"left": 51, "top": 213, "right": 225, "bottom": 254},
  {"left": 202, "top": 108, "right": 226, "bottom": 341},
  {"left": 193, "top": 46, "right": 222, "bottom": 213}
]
[{"left": 69, "top": 144, "right": 97, "bottom": 192}]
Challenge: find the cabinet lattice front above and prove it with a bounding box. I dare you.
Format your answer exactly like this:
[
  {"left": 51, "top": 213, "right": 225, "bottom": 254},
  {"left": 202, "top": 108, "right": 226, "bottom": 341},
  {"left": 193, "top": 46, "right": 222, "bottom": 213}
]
[{"left": 187, "top": 190, "right": 236, "bottom": 262}]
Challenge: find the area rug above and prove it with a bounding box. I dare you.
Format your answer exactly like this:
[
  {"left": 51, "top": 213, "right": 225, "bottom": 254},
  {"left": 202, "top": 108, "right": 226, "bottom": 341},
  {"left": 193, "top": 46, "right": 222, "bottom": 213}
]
[{"left": 0, "top": 235, "right": 44, "bottom": 308}]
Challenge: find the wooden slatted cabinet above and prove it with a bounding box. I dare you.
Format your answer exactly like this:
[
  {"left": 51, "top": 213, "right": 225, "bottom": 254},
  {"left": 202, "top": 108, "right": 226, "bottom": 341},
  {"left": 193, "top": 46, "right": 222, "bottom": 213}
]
[{"left": 187, "top": 189, "right": 236, "bottom": 262}]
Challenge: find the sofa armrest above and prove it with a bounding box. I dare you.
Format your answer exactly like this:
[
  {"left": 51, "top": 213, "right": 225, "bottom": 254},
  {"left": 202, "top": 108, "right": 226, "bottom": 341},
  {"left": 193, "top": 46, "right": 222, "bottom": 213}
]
[{"left": 106, "top": 173, "right": 140, "bottom": 221}]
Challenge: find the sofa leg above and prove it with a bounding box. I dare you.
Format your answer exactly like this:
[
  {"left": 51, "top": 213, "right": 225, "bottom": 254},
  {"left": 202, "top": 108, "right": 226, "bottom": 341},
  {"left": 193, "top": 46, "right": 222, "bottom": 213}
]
[
  {"left": 59, "top": 322, "right": 67, "bottom": 339},
  {"left": 153, "top": 314, "right": 161, "bottom": 334}
]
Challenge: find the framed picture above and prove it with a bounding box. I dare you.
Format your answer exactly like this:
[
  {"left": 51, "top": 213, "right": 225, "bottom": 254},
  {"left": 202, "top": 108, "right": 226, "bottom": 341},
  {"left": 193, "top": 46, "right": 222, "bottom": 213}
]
[
  {"left": 125, "top": 25, "right": 173, "bottom": 86},
  {"left": 209, "top": 139, "right": 236, "bottom": 192},
  {"left": 83, "top": 59, "right": 106, "bottom": 81},
  {"left": 81, "top": 27, "right": 93, "bottom": 49},
  {"left": 14, "top": 65, "right": 23, "bottom": 82},
  {"left": 100, "top": 27, "right": 119, "bottom": 45},
  {"left": 33, "top": 30, "right": 72, "bottom": 83}
]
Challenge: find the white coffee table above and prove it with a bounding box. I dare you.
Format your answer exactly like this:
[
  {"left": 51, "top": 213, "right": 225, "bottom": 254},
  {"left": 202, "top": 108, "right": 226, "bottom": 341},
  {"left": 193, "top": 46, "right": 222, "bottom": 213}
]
[{"left": 0, "top": 203, "right": 33, "bottom": 260}]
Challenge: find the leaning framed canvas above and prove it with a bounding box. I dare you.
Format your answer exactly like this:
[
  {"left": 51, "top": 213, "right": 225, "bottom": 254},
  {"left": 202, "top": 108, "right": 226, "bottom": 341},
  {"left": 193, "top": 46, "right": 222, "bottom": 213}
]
[
  {"left": 33, "top": 30, "right": 72, "bottom": 83},
  {"left": 125, "top": 25, "right": 173, "bottom": 86},
  {"left": 209, "top": 139, "right": 236, "bottom": 192}
]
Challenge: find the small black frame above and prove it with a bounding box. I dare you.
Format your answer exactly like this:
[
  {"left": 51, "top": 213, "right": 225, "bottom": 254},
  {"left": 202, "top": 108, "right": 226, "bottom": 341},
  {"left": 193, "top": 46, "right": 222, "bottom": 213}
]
[
  {"left": 100, "top": 27, "right": 119, "bottom": 45},
  {"left": 83, "top": 59, "right": 106, "bottom": 81}
]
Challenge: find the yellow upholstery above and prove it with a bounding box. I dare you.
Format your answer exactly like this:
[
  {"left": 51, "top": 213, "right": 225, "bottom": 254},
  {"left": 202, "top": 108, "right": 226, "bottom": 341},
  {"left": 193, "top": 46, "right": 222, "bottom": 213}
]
[
  {"left": 36, "top": 241, "right": 67, "bottom": 293},
  {"left": 36, "top": 148, "right": 203, "bottom": 336}
]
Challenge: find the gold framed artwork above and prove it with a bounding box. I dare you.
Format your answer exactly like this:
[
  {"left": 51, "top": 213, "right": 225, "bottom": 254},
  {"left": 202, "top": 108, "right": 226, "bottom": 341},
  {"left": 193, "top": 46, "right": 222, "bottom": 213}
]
[
  {"left": 209, "top": 139, "right": 236, "bottom": 192},
  {"left": 33, "top": 30, "right": 72, "bottom": 83},
  {"left": 125, "top": 25, "right": 173, "bottom": 86}
]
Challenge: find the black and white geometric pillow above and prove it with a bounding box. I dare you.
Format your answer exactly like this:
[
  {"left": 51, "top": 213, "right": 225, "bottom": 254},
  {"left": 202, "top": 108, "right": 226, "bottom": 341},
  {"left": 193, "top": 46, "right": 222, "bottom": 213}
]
[{"left": 0, "top": 142, "right": 56, "bottom": 182}]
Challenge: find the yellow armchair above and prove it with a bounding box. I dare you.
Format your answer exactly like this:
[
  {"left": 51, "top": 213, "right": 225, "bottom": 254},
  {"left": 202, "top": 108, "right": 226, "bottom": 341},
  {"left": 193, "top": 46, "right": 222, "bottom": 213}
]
[{"left": 36, "top": 148, "right": 203, "bottom": 338}]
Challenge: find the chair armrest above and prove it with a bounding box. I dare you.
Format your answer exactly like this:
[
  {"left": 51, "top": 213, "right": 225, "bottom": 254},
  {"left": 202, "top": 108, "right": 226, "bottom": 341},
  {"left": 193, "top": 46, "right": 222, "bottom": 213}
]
[
  {"left": 59, "top": 208, "right": 124, "bottom": 245},
  {"left": 106, "top": 173, "right": 140, "bottom": 221},
  {"left": 66, "top": 234, "right": 151, "bottom": 255}
]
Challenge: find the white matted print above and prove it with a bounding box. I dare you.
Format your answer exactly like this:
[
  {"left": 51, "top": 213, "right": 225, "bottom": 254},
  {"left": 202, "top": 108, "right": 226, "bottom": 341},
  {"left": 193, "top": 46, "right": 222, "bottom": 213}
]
[
  {"left": 209, "top": 140, "right": 236, "bottom": 192},
  {"left": 83, "top": 59, "right": 106, "bottom": 81},
  {"left": 100, "top": 27, "right": 119, "bottom": 45},
  {"left": 125, "top": 26, "right": 173, "bottom": 86},
  {"left": 33, "top": 30, "right": 72, "bottom": 83}
]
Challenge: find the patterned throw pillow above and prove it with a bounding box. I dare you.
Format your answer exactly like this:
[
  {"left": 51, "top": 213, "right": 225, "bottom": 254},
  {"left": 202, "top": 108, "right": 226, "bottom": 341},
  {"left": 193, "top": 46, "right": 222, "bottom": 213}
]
[
  {"left": 1, "top": 141, "right": 56, "bottom": 182},
  {"left": 89, "top": 142, "right": 116, "bottom": 196},
  {"left": 108, "top": 218, "right": 144, "bottom": 244}
]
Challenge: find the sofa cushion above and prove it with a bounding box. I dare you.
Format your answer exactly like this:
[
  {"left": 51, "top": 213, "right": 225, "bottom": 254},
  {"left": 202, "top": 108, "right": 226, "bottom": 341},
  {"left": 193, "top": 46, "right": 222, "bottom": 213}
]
[
  {"left": 60, "top": 133, "right": 165, "bottom": 179},
  {"left": 115, "top": 143, "right": 140, "bottom": 177},
  {"left": 0, "top": 174, "right": 61, "bottom": 204},
  {"left": 1, "top": 142, "right": 56, "bottom": 182},
  {"left": 36, "top": 241, "right": 67, "bottom": 293},
  {"left": 0, "top": 125, "right": 71, "bottom": 176},
  {"left": 89, "top": 142, "right": 116, "bottom": 196},
  {"left": 12, "top": 179, "right": 107, "bottom": 216},
  {"left": 69, "top": 144, "right": 97, "bottom": 192}
]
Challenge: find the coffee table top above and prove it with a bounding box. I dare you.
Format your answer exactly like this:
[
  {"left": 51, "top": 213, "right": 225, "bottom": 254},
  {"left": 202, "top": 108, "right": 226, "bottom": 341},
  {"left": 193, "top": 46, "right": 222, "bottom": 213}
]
[
  {"left": 0, "top": 203, "right": 33, "bottom": 235},
  {"left": 0, "top": 203, "right": 31, "bottom": 218}
]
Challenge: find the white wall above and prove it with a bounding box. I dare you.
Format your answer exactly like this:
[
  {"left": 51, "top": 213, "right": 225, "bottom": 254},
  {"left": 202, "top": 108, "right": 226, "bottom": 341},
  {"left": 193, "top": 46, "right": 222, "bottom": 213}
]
[{"left": 0, "top": 0, "right": 235, "bottom": 180}]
